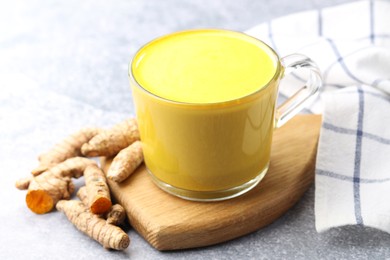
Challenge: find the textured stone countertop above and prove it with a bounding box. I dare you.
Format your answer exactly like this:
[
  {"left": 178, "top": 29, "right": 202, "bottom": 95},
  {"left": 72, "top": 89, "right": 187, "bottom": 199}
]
[{"left": 2, "top": 0, "right": 390, "bottom": 259}]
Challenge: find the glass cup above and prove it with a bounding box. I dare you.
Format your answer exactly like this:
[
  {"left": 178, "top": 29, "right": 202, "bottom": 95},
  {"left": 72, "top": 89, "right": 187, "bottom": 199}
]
[{"left": 129, "top": 29, "right": 321, "bottom": 201}]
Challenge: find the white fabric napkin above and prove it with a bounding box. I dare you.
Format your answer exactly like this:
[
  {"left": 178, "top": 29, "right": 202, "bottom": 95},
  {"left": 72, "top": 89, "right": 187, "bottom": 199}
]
[{"left": 246, "top": 0, "right": 390, "bottom": 233}]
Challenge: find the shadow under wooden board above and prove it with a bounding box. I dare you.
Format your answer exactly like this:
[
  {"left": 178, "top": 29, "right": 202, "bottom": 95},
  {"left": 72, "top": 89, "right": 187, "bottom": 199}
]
[{"left": 101, "top": 114, "right": 322, "bottom": 251}]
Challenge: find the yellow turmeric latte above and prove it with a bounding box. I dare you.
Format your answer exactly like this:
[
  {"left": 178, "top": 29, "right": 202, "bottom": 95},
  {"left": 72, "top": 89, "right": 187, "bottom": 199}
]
[{"left": 131, "top": 29, "right": 280, "bottom": 196}]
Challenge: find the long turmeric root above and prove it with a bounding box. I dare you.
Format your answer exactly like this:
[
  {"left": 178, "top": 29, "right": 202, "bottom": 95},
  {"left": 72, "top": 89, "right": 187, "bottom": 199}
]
[
  {"left": 26, "top": 157, "right": 96, "bottom": 214},
  {"left": 81, "top": 118, "right": 140, "bottom": 157},
  {"left": 84, "top": 164, "right": 112, "bottom": 215},
  {"left": 107, "top": 141, "right": 143, "bottom": 183},
  {"left": 56, "top": 200, "right": 130, "bottom": 250},
  {"left": 32, "top": 127, "right": 101, "bottom": 176}
]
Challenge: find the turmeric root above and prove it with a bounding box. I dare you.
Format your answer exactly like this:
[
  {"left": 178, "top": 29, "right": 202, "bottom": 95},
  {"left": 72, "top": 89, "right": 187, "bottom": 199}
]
[
  {"left": 84, "top": 164, "right": 112, "bottom": 215},
  {"left": 32, "top": 127, "right": 101, "bottom": 176},
  {"left": 56, "top": 200, "right": 130, "bottom": 250},
  {"left": 15, "top": 176, "right": 33, "bottom": 190},
  {"left": 107, "top": 141, "right": 143, "bottom": 183},
  {"left": 78, "top": 185, "right": 125, "bottom": 225},
  {"left": 106, "top": 204, "right": 126, "bottom": 226},
  {"left": 76, "top": 186, "right": 89, "bottom": 206},
  {"left": 26, "top": 157, "right": 96, "bottom": 214},
  {"left": 81, "top": 118, "right": 140, "bottom": 157}
]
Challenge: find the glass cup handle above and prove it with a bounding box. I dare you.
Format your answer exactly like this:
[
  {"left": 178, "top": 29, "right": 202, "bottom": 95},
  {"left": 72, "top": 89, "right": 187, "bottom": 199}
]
[{"left": 275, "top": 54, "right": 322, "bottom": 128}]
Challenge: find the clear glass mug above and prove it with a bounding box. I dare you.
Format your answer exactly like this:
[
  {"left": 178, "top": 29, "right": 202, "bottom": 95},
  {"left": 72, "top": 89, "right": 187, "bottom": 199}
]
[{"left": 129, "top": 29, "right": 321, "bottom": 201}]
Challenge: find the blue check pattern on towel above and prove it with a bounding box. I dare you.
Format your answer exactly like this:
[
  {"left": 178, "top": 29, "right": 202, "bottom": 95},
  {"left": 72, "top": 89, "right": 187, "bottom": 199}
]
[{"left": 246, "top": 0, "right": 390, "bottom": 233}]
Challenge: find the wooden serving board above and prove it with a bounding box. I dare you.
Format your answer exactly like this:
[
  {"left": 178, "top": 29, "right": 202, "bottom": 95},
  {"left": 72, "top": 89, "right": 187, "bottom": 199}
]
[{"left": 101, "top": 114, "right": 322, "bottom": 251}]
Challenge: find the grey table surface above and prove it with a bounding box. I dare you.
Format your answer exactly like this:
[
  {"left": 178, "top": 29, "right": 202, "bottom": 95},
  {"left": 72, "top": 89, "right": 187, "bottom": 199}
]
[{"left": 2, "top": 0, "right": 390, "bottom": 259}]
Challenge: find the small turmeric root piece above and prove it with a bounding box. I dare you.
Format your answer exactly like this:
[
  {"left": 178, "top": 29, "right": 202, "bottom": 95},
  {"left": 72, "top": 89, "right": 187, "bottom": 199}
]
[
  {"left": 106, "top": 204, "right": 126, "bottom": 226},
  {"left": 76, "top": 186, "right": 89, "bottom": 206},
  {"left": 32, "top": 127, "right": 101, "bottom": 176},
  {"left": 84, "top": 164, "right": 112, "bottom": 215},
  {"left": 26, "top": 177, "right": 74, "bottom": 214},
  {"left": 15, "top": 176, "right": 33, "bottom": 190},
  {"left": 81, "top": 118, "right": 140, "bottom": 157},
  {"left": 56, "top": 200, "right": 130, "bottom": 250},
  {"left": 107, "top": 141, "right": 143, "bottom": 183},
  {"left": 26, "top": 157, "right": 96, "bottom": 214}
]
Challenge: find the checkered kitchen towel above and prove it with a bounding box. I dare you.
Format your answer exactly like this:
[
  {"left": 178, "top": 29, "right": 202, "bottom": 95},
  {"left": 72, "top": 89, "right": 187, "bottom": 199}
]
[{"left": 246, "top": 0, "right": 390, "bottom": 233}]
